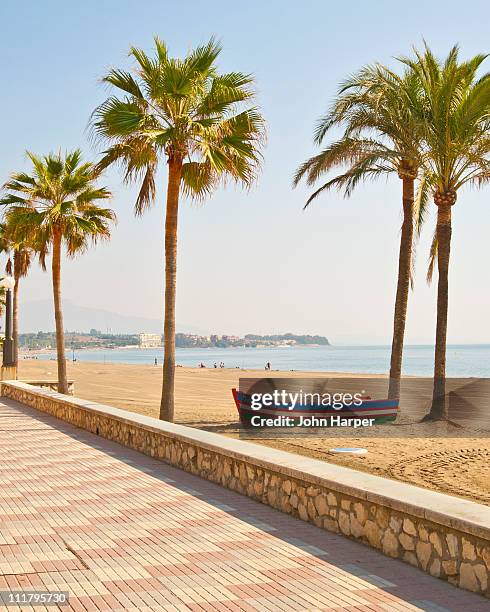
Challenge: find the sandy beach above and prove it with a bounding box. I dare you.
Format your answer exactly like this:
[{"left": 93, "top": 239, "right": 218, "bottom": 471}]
[{"left": 18, "top": 359, "right": 490, "bottom": 505}]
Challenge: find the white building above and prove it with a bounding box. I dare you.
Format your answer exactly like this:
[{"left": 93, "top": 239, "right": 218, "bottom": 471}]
[{"left": 138, "top": 332, "right": 162, "bottom": 348}]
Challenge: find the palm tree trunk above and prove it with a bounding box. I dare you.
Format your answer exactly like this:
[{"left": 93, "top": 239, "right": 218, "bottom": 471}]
[
  {"left": 160, "top": 155, "right": 183, "bottom": 421},
  {"left": 12, "top": 256, "right": 20, "bottom": 370},
  {"left": 427, "top": 199, "right": 453, "bottom": 420},
  {"left": 52, "top": 227, "right": 68, "bottom": 394},
  {"left": 388, "top": 177, "right": 414, "bottom": 399}
]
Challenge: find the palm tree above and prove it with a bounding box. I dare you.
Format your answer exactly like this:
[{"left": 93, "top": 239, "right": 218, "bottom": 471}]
[
  {"left": 0, "top": 150, "right": 115, "bottom": 393},
  {"left": 401, "top": 46, "right": 490, "bottom": 419},
  {"left": 294, "top": 64, "right": 425, "bottom": 400},
  {"left": 0, "top": 223, "right": 33, "bottom": 368},
  {"left": 92, "top": 37, "right": 264, "bottom": 422}
]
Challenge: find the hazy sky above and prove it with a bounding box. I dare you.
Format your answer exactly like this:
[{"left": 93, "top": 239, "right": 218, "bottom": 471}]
[{"left": 1, "top": 0, "right": 489, "bottom": 343}]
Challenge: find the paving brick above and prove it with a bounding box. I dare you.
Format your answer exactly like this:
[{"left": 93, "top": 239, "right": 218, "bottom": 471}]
[{"left": 0, "top": 399, "right": 486, "bottom": 611}]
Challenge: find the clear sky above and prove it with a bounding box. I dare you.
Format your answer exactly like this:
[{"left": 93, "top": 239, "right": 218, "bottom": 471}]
[{"left": 1, "top": 0, "right": 489, "bottom": 343}]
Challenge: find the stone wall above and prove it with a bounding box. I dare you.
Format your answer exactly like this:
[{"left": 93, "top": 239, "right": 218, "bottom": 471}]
[
  {"left": 2, "top": 381, "right": 489, "bottom": 598},
  {"left": 23, "top": 380, "right": 75, "bottom": 395}
]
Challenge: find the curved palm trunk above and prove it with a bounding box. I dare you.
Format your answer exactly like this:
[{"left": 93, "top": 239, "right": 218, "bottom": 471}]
[
  {"left": 160, "top": 156, "right": 183, "bottom": 421},
  {"left": 427, "top": 200, "right": 453, "bottom": 420},
  {"left": 52, "top": 227, "right": 68, "bottom": 394},
  {"left": 388, "top": 177, "right": 414, "bottom": 399}
]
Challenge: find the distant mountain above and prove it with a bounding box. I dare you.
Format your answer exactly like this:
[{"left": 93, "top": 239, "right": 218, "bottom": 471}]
[{"left": 18, "top": 300, "right": 206, "bottom": 335}]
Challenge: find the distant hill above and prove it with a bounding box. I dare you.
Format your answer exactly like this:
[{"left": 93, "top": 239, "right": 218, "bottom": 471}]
[{"left": 18, "top": 300, "right": 206, "bottom": 335}]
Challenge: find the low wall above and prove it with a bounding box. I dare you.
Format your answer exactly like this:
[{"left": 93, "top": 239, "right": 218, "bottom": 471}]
[
  {"left": 22, "top": 380, "right": 75, "bottom": 395},
  {"left": 2, "top": 381, "right": 489, "bottom": 598}
]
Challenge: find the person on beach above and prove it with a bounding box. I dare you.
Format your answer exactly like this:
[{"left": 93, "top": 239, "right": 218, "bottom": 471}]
[
  {"left": 265, "top": 361, "right": 271, "bottom": 370},
  {"left": 154, "top": 358, "right": 158, "bottom": 366}
]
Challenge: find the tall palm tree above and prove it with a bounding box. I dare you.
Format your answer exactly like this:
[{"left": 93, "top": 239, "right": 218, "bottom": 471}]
[
  {"left": 0, "top": 150, "right": 115, "bottom": 393},
  {"left": 0, "top": 223, "right": 33, "bottom": 368},
  {"left": 401, "top": 45, "right": 490, "bottom": 419},
  {"left": 294, "top": 64, "right": 425, "bottom": 400},
  {"left": 92, "top": 37, "right": 264, "bottom": 422}
]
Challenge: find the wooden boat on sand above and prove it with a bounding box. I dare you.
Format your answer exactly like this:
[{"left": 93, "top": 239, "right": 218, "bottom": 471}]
[{"left": 232, "top": 389, "right": 399, "bottom": 428}]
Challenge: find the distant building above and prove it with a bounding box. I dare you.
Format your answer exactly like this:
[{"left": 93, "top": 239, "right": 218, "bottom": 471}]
[{"left": 138, "top": 332, "right": 162, "bottom": 348}]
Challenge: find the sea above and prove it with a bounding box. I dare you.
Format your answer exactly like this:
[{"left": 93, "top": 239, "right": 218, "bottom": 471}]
[{"left": 32, "top": 344, "right": 490, "bottom": 378}]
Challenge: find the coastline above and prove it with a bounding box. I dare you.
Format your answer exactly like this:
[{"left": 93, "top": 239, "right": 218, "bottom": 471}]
[{"left": 19, "top": 343, "right": 490, "bottom": 378}]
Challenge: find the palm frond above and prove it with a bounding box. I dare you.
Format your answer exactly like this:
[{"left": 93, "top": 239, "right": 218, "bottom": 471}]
[
  {"left": 93, "top": 97, "right": 147, "bottom": 138},
  {"left": 153, "top": 37, "right": 168, "bottom": 64},
  {"left": 426, "top": 230, "right": 438, "bottom": 284},
  {"left": 91, "top": 37, "right": 264, "bottom": 214},
  {"left": 1, "top": 151, "right": 116, "bottom": 262},
  {"left": 134, "top": 162, "right": 157, "bottom": 215},
  {"left": 413, "top": 171, "right": 431, "bottom": 236},
  {"left": 302, "top": 161, "right": 391, "bottom": 208},
  {"left": 103, "top": 69, "right": 144, "bottom": 99},
  {"left": 181, "top": 161, "right": 217, "bottom": 200},
  {"left": 186, "top": 37, "right": 222, "bottom": 74}
]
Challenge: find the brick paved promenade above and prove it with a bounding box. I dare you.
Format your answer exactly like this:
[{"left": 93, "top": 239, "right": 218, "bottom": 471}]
[{"left": 0, "top": 399, "right": 487, "bottom": 611}]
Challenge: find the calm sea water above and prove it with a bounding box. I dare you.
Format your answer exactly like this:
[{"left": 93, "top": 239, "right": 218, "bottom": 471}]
[{"left": 33, "top": 344, "right": 490, "bottom": 377}]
